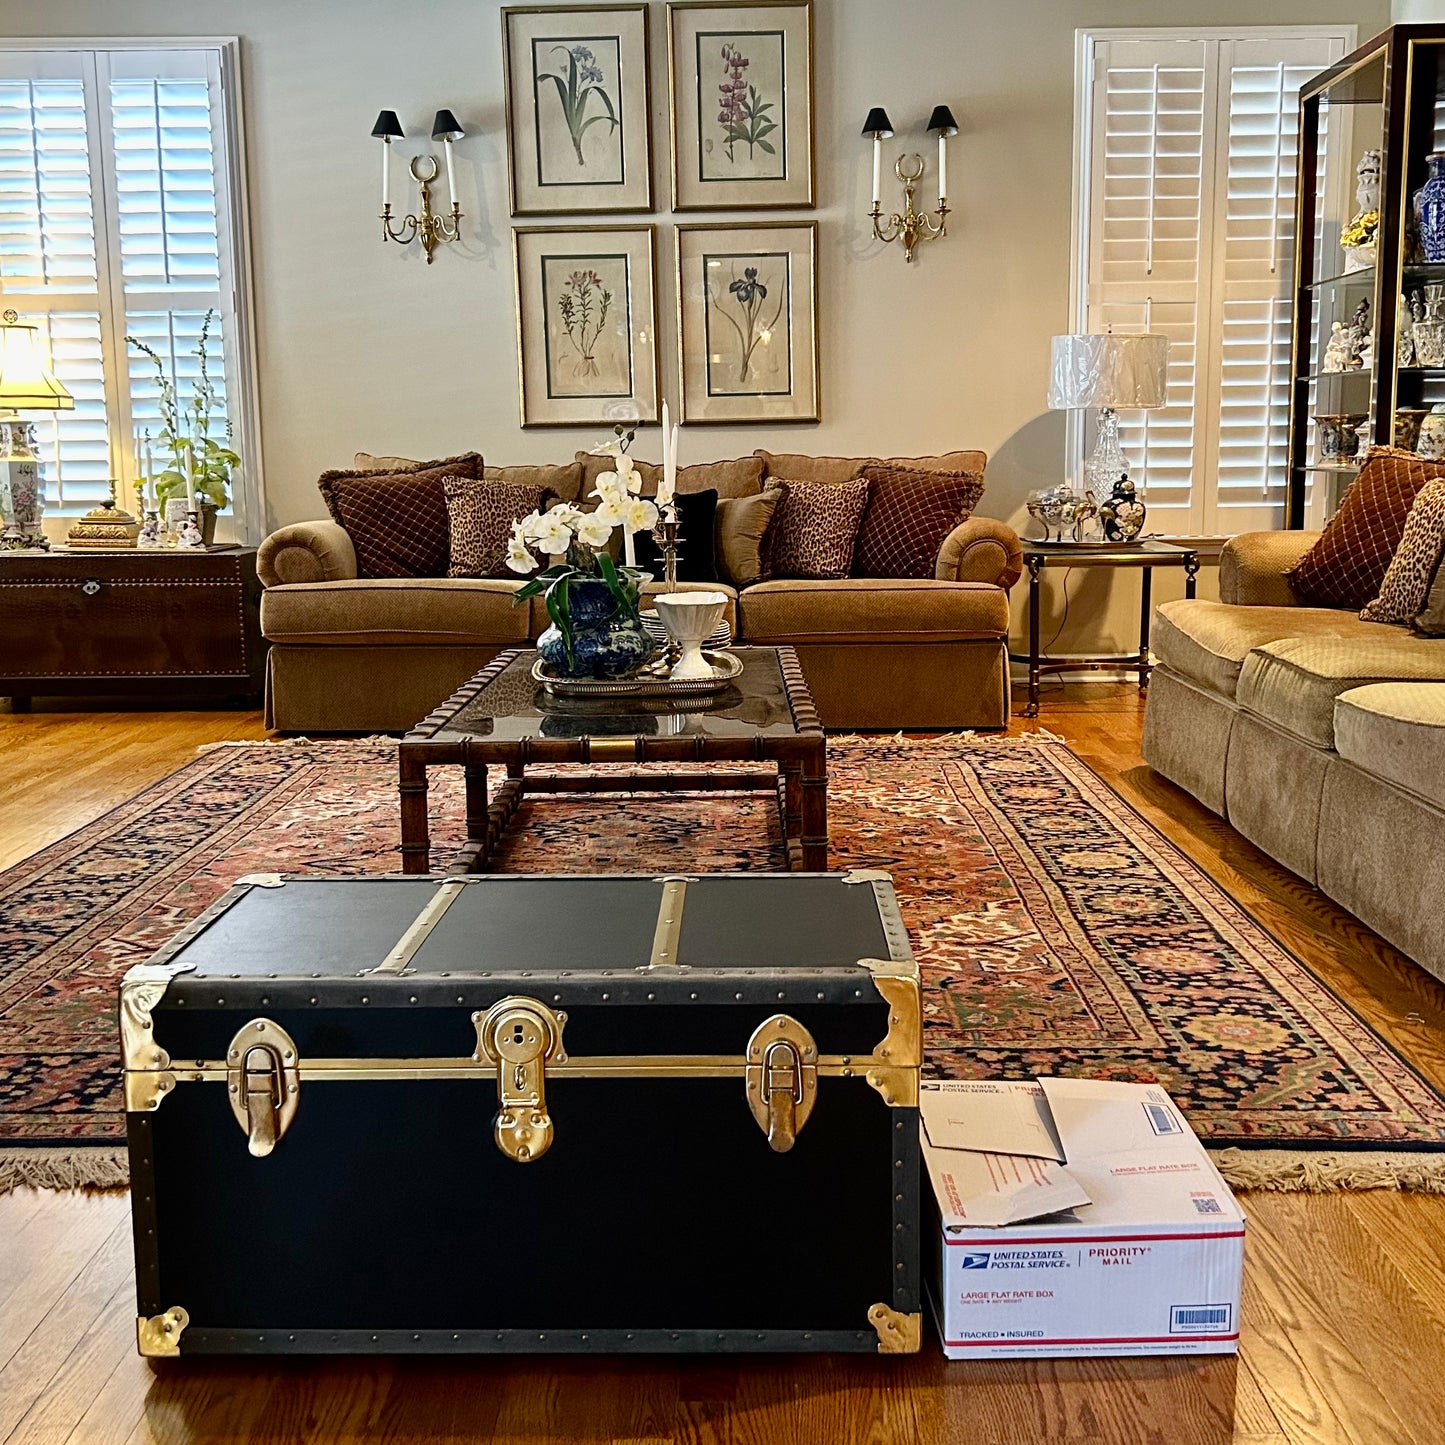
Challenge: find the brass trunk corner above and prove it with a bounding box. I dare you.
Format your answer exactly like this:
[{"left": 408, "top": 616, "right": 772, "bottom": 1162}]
[
  {"left": 868, "top": 1303, "right": 921, "bottom": 1354},
  {"left": 137, "top": 1306, "right": 189, "bottom": 1358}
]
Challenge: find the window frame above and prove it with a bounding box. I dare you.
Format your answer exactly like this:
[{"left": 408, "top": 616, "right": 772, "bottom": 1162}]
[
  {"left": 0, "top": 35, "right": 262, "bottom": 543},
  {"left": 1070, "top": 24, "right": 1356, "bottom": 541}
]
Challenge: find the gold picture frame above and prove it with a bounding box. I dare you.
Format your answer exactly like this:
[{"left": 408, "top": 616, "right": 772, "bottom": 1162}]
[
  {"left": 502, "top": 5, "right": 654, "bottom": 215},
  {"left": 675, "top": 220, "right": 818, "bottom": 423},
  {"left": 513, "top": 225, "right": 661, "bottom": 428},
  {"left": 666, "top": 0, "right": 815, "bottom": 211}
]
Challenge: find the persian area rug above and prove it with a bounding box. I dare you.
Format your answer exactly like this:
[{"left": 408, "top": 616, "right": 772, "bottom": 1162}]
[{"left": 4, "top": 736, "right": 1445, "bottom": 1194}]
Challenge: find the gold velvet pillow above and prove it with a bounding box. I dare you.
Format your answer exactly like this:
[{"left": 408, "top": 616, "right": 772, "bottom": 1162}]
[
  {"left": 485, "top": 461, "right": 585, "bottom": 504},
  {"left": 715, "top": 485, "right": 784, "bottom": 588}
]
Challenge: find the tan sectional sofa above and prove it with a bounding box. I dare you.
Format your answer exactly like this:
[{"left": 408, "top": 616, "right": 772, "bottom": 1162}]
[
  {"left": 257, "top": 449, "right": 1023, "bottom": 734},
  {"left": 1141, "top": 530, "right": 1445, "bottom": 983}
]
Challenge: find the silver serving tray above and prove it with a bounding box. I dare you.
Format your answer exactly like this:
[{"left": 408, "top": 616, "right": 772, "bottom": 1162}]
[{"left": 532, "top": 648, "right": 744, "bottom": 699}]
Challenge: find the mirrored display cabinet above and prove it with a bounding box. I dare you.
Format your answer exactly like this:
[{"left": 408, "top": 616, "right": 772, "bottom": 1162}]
[{"left": 1288, "top": 24, "right": 1445, "bottom": 528}]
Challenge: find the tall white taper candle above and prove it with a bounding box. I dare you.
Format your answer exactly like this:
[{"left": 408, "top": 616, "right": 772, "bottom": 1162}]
[
  {"left": 184, "top": 446, "right": 196, "bottom": 511},
  {"left": 872, "top": 134, "right": 882, "bottom": 207},
  {"left": 443, "top": 138, "right": 456, "bottom": 200},
  {"left": 381, "top": 137, "right": 391, "bottom": 209},
  {"left": 938, "top": 132, "right": 947, "bottom": 201}
]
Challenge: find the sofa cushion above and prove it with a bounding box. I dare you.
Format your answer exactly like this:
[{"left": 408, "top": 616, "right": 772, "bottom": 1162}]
[
  {"left": 1236, "top": 632, "right": 1445, "bottom": 747},
  {"left": 853, "top": 463, "right": 985, "bottom": 579},
  {"left": 318, "top": 453, "right": 483, "bottom": 578},
  {"left": 577, "top": 452, "right": 763, "bottom": 501},
  {"left": 753, "top": 450, "right": 869, "bottom": 484},
  {"left": 1415, "top": 548, "right": 1445, "bottom": 636},
  {"left": 485, "top": 461, "right": 585, "bottom": 504},
  {"left": 261, "top": 578, "right": 534, "bottom": 647},
  {"left": 1151, "top": 599, "right": 1383, "bottom": 700},
  {"left": 1363, "top": 477, "right": 1445, "bottom": 623},
  {"left": 738, "top": 579, "right": 1010, "bottom": 644},
  {"left": 1288, "top": 447, "right": 1445, "bottom": 608},
  {"left": 767, "top": 478, "right": 869, "bottom": 580},
  {"left": 1334, "top": 682, "right": 1445, "bottom": 811},
  {"left": 883, "top": 449, "right": 988, "bottom": 476}
]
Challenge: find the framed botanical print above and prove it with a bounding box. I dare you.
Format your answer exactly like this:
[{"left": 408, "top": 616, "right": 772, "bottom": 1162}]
[
  {"left": 675, "top": 221, "right": 818, "bottom": 423},
  {"left": 502, "top": 5, "right": 653, "bottom": 215},
  {"left": 666, "top": 0, "right": 814, "bottom": 210},
  {"left": 513, "top": 226, "right": 660, "bottom": 428}
]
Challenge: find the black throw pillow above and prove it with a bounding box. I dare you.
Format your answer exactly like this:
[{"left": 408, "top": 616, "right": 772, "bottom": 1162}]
[{"left": 634, "top": 488, "right": 719, "bottom": 583}]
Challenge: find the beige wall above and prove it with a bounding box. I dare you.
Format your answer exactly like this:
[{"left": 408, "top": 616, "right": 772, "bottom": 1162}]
[{"left": 1, "top": 0, "right": 1388, "bottom": 655}]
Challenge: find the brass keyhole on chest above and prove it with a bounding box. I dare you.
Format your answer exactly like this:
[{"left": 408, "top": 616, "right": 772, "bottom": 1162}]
[
  {"left": 474, "top": 997, "right": 567, "bottom": 1163},
  {"left": 81, "top": 579, "right": 101, "bottom": 597}
]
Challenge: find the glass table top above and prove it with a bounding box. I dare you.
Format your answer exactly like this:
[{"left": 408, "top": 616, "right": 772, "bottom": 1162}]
[{"left": 428, "top": 647, "right": 801, "bottom": 742}]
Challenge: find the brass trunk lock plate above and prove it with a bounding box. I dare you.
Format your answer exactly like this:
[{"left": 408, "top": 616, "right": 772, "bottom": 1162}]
[
  {"left": 473, "top": 996, "right": 567, "bottom": 1163},
  {"left": 745, "top": 1015, "right": 818, "bottom": 1152},
  {"left": 225, "top": 1019, "right": 301, "bottom": 1158}
]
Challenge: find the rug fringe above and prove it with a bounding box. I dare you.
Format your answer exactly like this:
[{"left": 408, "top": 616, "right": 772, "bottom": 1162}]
[
  {"left": 196, "top": 736, "right": 398, "bottom": 755},
  {"left": 1212, "top": 1147, "right": 1445, "bottom": 1194},
  {"left": 827, "top": 729, "right": 1068, "bottom": 747},
  {"left": 0, "top": 1147, "right": 129, "bottom": 1194}
]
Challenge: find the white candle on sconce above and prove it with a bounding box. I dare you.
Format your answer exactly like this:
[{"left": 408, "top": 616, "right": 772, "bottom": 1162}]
[
  {"left": 938, "top": 133, "right": 947, "bottom": 200},
  {"left": 862, "top": 107, "right": 891, "bottom": 209},
  {"left": 927, "top": 104, "right": 958, "bottom": 203},
  {"left": 431, "top": 110, "right": 464, "bottom": 210},
  {"left": 372, "top": 111, "right": 402, "bottom": 210},
  {"left": 382, "top": 139, "right": 390, "bottom": 208},
  {"left": 444, "top": 138, "right": 456, "bottom": 198}
]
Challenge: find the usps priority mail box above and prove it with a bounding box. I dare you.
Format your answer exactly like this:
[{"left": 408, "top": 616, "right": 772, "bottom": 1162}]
[{"left": 924, "top": 1078, "right": 1245, "bottom": 1359}]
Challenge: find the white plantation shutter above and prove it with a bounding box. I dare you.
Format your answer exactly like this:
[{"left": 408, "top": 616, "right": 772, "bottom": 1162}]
[
  {"left": 0, "top": 44, "right": 255, "bottom": 531},
  {"left": 1080, "top": 31, "right": 1347, "bottom": 536}
]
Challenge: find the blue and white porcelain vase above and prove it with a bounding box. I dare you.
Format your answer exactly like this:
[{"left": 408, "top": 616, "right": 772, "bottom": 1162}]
[
  {"left": 536, "top": 571, "right": 656, "bottom": 680},
  {"left": 1416, "top": 153, "right": 1445, "bottom": 262}
]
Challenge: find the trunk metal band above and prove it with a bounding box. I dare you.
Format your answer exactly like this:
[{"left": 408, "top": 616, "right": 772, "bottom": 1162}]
[
  {"left": 371, "top": 879, "right": 468, "bottom": 975},
  {"left": 648, "top": 876, "right": 689, "bottom": 968}
]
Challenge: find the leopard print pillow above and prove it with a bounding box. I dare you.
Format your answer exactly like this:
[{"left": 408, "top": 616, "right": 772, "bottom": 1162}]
[
  {"left": 1361, "top": 477, "right": 1445, "bottom": 623},
  {"left": 765, "top": 477, "right": 870, "bottom": 580},
  {"left": 443, "top": 476, "right": 552, "bottom": 579}
]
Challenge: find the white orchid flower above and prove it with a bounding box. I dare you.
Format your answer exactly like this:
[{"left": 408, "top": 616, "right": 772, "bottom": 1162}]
[
  {"left": 505, "top": 532, "right": 539, "bottom": 574},
  {"left": 591, "top": 471, "right": 628, "bottom": 508},
  {"left": 586, "top": 438, "right": 625, "bottom": 458},
  {"left": 528, "top": 510, "right": 574, "bottom": 556},
  {"left": 621, "top": 497, "right": 658, "bottom": 534},
  {"left": 574, "top": 511, "right": 614, "bottom": 550},
  {"left": 615, "top": 453, "right": 642, "bottom": 494}
]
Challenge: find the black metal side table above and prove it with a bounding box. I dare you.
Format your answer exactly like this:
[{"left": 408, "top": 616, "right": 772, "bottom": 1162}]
[{"left": 1009, "top": 539, "right": 1200, "bottom": 718}]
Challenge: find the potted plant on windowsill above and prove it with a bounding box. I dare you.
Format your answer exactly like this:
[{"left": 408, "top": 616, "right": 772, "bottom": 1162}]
[{"left": 127, "top": 308, "right": 239, "bottom": 542}]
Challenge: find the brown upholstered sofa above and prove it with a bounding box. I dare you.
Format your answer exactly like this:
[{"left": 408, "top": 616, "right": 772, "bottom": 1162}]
[
  {"left": 256, "top": 448, "right": 1022, "bottom": 734},
  {"left": 1142, "top": 530, "right": 1445, "bottom": 984}
]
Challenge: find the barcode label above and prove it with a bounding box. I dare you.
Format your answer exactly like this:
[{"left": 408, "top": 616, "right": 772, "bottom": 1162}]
[
  {"left": 1192, "top": 1196, "right": 1223, "bottom": 1215},
  {"left": 1144, "top": 1101, "right": 1184, "bottom": 1136},
  {"left": 1170, "top": 1304, "right": 1232, "bottom": 1333}
]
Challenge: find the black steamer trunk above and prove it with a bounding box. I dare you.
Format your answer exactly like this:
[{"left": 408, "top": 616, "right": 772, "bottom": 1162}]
[{"left": 122, "top": 872, "right": 922, "bottom": 1356}]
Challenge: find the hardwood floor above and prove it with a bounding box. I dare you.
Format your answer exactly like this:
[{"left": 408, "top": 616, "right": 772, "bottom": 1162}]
[{"left": 1, "top": 685, "right": 1443, "bottom": 1444}]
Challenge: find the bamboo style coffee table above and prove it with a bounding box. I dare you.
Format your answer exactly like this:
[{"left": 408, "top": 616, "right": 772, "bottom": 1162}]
[{"left": 398, "top": 645, "right": 828, "bottom": 873}]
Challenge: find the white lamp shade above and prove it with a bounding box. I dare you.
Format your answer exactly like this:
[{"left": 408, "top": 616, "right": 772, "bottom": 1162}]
[
  {"left": 1047, "top": 332, "right": 1169, "bottom": 411},
  {"left": 0, "top": 314, "right": 73, "bottom": 411}
]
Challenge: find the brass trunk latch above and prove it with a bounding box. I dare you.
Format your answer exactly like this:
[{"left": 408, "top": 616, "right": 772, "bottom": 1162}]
[
  {"left": 225, "top": 1020, "right": 300, "bottom": 1157},
  {"left": 745, "top": 1015, "right": 818, "bottom": 1152},
  {"left": 474, "top": 996, "right": 567, "bottom": 1163}
]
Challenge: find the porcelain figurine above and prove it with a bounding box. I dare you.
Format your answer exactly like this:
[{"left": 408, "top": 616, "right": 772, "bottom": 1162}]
[
  {"left": 1098, "top": 477, "right": 1146, "bottom": 544},
  {"left": 1416, "top": 153, "right": 1445, "bottom": 262},
  {"left": 1417, "top": 404, "right": 1445, "bottom": 461}
]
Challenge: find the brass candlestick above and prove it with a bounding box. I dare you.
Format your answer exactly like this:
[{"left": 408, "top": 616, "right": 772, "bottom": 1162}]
[{"left": 652, "top": 504, "right": 682, "bottom": 666}]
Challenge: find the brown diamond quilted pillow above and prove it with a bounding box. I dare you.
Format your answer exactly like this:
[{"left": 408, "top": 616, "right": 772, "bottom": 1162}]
[
  {"left": 1289, "top": 447, "right": 1445, "bottom": 609},
  {"left": 317, "top": 453, "right": 482, "bottom": 578},
  {"left": 444, "top": 476, "right": 553, "bottom": 579},
  {"left": 852, "top": 463, "right": 985, "bottom": 578},
  {"left": 766, "top": 477, "right": 870, "bottom": 580}
]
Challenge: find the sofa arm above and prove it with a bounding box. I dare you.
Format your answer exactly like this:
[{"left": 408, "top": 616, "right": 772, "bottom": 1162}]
[
  {"left": 935, "top": 516, "right": 1024, "bottom": 589},
  {"left": 1218, "top": 530, "right": 1321, "bottom": 607},
  {"left": 257, "top": 521, "right": 359, "bottom": 587}
]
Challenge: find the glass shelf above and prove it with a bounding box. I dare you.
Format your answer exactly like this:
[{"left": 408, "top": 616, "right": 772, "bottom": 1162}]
[
  {"left": 1297, "top": 368, "right": 1373, "bottom": 383},
  {"left": 1404, "top": 262, "right": 1445, "bottom": 282},
  {"left": 1396, "top": 366, "right": 1445, "bottom": 374},
  {"left": 1301, "top": 462, "right": 1365, "bottom": 474},
  {"left": 1308, "top": 265, "right": 1376, "bottom": 291}
]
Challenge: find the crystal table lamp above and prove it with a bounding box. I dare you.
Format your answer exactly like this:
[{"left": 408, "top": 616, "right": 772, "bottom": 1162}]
[
  {"left": 0, "top": 308, "right": 74, "bottom": 551},
  {"left": 1047, "top": 332, "right": 1169, "bottom": 540}
]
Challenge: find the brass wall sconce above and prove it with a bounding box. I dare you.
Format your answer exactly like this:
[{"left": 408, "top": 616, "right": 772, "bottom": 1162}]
[
  {"left": 372, "top": 109, "right": 465, "bottom": 264},
  {"left": 862, "top": 105, "right": 957, "bottom": 263}
]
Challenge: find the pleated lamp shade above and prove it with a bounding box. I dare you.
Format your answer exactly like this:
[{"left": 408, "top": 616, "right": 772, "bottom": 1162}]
[
  {"left": 0, "top": 311, "right": 73, "bottom": 412},
  {"left": 1047, "top": 333, "right": 1169, "bottom": 411}
]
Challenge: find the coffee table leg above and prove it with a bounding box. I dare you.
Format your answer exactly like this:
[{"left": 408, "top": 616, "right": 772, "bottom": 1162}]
[
  {"left": 800, "top": 747, "right": 828, "bottom": 872},
  {"left": 399, "top": 751, "right": 431, "bottom": 874},
  {"left": 464, "top": 763, "right": 490, "bottom": 872},
  {"left": 780, "top": 762, "right": 803, "bottom": 869}
]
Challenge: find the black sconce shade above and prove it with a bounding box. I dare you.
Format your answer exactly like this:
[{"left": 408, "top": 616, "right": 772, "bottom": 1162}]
[
  {"left": 860, "top": 106, "right": 894, "bottom": 139},
  {"left": 432, "top": 109, "right": 464, "bottom": 142},
  {"left": 371, "top": 109, "right": 404, "bottom": 139},
  {"left": 926, "top": 104, "right": 959, "bottom": 137}
]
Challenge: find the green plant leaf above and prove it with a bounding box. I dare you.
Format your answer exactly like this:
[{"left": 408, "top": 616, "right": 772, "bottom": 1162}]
[
  {"left": 578, "top": 112, "right": 619, "bottom": 139},
  {"left": 539, "top": 70, "right": 576, "bottom": 129},
  {"left": 756, "top": 138, "right": 776, "bottom": 154},
  {"left": 594, "top": 551, "right": 628, "bottom": 620},
  {"left": 547, "top": 574, "right": 575, "bottom": 668}
]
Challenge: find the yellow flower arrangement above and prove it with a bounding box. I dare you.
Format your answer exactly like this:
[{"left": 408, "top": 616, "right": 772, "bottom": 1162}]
[{"left": 1341, "top": 209, "right": 1380, "bottom": 249}]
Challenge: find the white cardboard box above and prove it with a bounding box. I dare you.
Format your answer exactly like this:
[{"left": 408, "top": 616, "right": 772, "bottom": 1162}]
[{"left": 923, "top": 1078, "right": 1245, "bottom": 1359}]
